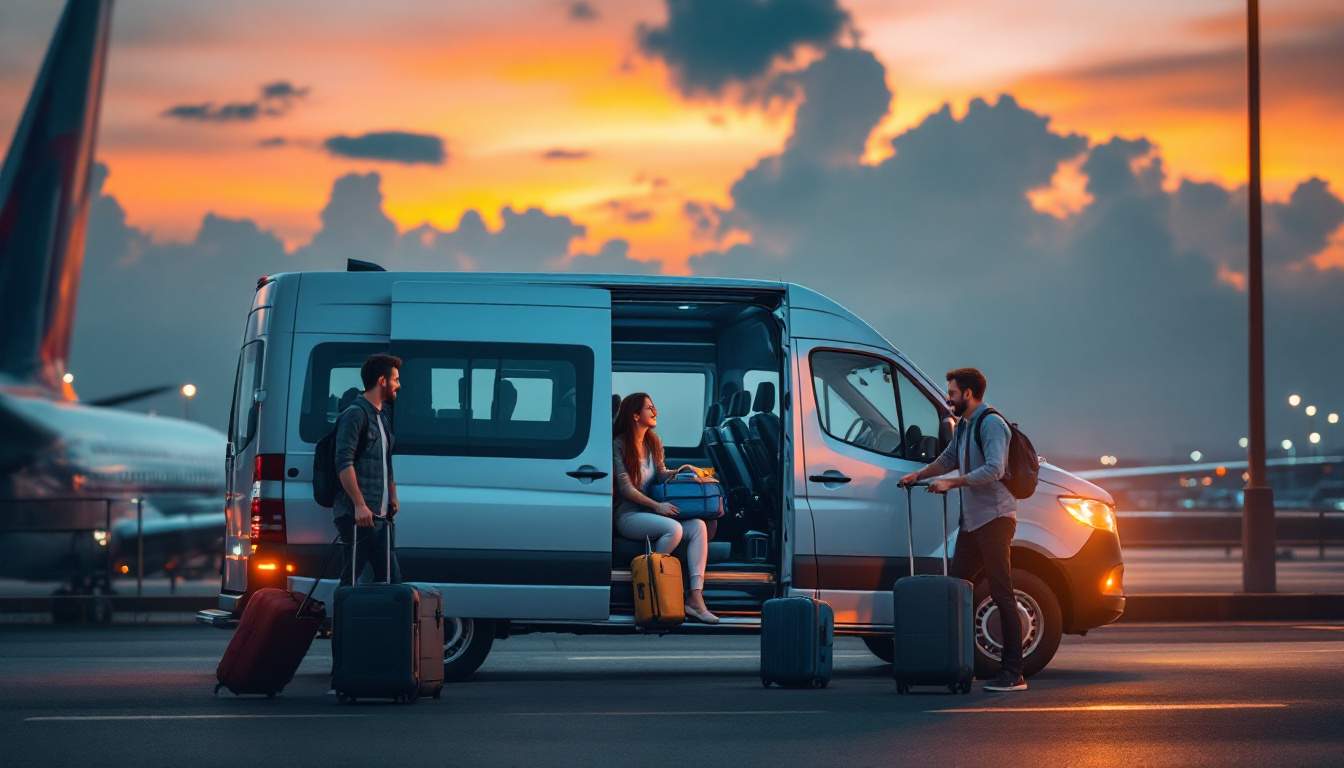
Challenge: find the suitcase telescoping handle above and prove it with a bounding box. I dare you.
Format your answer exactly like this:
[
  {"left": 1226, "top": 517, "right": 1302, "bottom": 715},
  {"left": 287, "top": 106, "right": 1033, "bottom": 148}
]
[
  {"left": 349, "top": 516, "right": 395, "bottom": 586},
  {"left": 295, "top": 533, "right": 343, "bottom": 619},
  {"left": 899, "top": 481, "right": 951, "bottom": 577}
]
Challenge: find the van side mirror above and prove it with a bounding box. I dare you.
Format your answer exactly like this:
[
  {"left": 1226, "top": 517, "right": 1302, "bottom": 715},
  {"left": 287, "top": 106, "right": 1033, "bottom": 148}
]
[{"left": 938, "top": 417, "right": 955, "bottom": 453}]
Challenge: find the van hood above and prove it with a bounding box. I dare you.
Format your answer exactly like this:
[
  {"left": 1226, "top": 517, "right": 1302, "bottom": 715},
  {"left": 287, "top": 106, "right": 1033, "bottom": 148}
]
[{"left": 1037, "top": 462, "right": 1114, "bottom": 505}]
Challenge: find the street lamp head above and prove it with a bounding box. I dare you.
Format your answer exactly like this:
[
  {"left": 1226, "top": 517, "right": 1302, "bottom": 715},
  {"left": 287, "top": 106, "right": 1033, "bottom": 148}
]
[
  {"left": 1330, "top": 413, "right": 1340, "bottom": 425},
  {"left": 1288, "top": 394, "right": 1302, "bottom": 407},
  {"left": 1189, "top": 450, "right": 1203, "bottom": 462},
  {"left": 1309, "top": 432, "right": 1321, "bottom": 445},
  {"left": 1238, "top": 437, "right": 1249, "bottom": 449},
  {"left": 181, "top": 383, "right": 197, "bottom": 399},
  {"left": 1281, "top": 439, "right": 1293, "bottom": 451},
  {"left": 1305, "top": 405, "right": 1317, "bottom": 417},
  {"left": 61, "top": 372, "right": 74, "bottom": 384}
]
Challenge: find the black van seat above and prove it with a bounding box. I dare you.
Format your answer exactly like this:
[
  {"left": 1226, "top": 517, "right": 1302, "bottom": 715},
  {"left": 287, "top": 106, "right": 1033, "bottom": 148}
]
[
  {"left": 719, "top": 390, "right": 760, "bottom": 494},
  {"left": 749, "top": 381, "right": 781, "bottom": 463},
  {"left": 611, "top": 536, "right": 732, "bottom": 570}
]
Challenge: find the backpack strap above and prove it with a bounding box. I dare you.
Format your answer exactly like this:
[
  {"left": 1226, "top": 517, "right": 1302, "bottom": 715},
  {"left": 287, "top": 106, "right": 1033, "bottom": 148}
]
[
  {"left": 341, "top": 401, "right": 371, "bottom": 463},
  {"left": 971, "top": 407, "right": 1009, "bottom": 457}
]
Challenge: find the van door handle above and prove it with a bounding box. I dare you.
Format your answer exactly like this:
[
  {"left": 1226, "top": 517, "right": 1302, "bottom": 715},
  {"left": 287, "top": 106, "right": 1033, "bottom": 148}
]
[
  {"left": 567, "top": 466, "right": 609, "bottom": 483},
  {"left": 808, "top": 470, "right": 851, "bottom": 485}
]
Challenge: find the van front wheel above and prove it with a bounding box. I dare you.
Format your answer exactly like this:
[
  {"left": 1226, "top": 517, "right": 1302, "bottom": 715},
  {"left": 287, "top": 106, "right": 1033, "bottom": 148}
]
[
  {"left": 972, "top": 570, "right": 1061, "bottom": 679},
  {"left": 443, "top": 617, "right": 494, "bottom": 682}
]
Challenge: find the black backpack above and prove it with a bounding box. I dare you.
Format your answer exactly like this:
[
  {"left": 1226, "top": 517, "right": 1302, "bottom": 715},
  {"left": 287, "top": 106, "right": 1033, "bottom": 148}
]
[
  {"left": 970, "top": 407, "right": 1040, "bottom": 500},
  {"left": 313, "top": 405, "right": 368, "bottom": 508}
]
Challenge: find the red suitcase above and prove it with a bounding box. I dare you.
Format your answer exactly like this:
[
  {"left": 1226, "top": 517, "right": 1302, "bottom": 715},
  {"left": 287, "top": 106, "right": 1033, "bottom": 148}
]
[{"left": 215, "top": 587, "right": 325, "bottom": 697}]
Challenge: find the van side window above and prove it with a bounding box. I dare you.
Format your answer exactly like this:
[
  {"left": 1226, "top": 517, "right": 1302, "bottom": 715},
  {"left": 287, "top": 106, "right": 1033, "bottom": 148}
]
[
  {"left": 393, "top": 342, "right": 593, "bottom": 459},
  {"left": 895, "top": 368, "right": 943, "bottom": 462},
  {"left": 611, "top": 370, "right": 707, "bottom": 449},
  {"left": 298, "top": 342, "right": 386, "bottom": 443},
  {"left": 811, "top": 350, "right": 904, "bottom": 456},
  {"left": 229, "top": 341, "right": 265, "bottom": 451}
]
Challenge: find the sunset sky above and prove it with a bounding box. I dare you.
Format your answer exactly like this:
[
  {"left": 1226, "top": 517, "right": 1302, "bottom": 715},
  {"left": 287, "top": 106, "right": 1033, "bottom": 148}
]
[
  {"left": 1, "top": 0, "right": 1340, "bottom": 271},
  {"left": 3, "top": 0, "right": 1342, "bottom": 458}
]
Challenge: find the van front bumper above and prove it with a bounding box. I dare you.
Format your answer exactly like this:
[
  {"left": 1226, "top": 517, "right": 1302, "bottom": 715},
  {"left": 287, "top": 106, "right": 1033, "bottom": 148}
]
[{"left": 1057, "top": 530, "right": 1125, "bottom": 633}]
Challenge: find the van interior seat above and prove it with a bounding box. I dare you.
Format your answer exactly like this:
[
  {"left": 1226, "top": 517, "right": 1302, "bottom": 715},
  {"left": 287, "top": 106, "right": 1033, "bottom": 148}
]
[
  {"left": 748, "top": 381, "right": 780, "bottom": 462},
  {"left": 719, "top": 390, "right": 760, "bottom": 494}
]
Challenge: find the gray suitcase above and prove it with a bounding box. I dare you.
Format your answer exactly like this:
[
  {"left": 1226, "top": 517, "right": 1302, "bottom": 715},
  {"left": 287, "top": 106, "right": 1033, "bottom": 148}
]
[{"left": 891, "top": 484, "right": 974, "bottom": 694}]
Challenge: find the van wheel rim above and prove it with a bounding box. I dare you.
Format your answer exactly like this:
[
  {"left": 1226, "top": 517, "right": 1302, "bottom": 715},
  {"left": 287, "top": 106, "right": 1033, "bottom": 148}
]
[
  {"left": 443, "top": 618, "right": 474, "bottom": 664},
  {"left": 974, "top": 590, "right": 1042, "bottom": 661}
]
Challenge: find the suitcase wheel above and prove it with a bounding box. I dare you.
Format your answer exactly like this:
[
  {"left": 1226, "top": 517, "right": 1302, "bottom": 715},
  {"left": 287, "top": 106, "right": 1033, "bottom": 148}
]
[
  {"left": 958, "top": 679, "right": 973, "bottom": 695},
  {"left": 213, "top": 684, "right": 223, "bottom": 697},
  {"left": 336, "top": 692, "right": 354, "bottom": 704},
  {"left": 761, "top": 678, "right": 772, "bottom": 688},
  {"left": 266, "top": 691, "right": 277, "bottom": 699},
  {"left": 432, "top": 687, "right": 442, "bottom": 700},
  {"left": 896, "top": 682, "right": 909, "bottom": 695}
]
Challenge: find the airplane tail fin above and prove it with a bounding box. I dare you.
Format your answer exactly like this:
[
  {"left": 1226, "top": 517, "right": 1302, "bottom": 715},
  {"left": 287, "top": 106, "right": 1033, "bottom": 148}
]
[{"left": 0, "top": 0, "right": 113, "bottom": 393}]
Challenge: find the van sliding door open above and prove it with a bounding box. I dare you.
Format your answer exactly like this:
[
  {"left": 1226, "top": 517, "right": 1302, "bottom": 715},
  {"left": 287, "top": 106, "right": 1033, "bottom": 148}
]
[{"left": 389, "top": 282, "right": 613, "bottom": 621}]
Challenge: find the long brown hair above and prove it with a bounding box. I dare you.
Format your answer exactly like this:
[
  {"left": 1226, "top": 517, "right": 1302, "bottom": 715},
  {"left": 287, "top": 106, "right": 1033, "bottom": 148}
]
[{"left": 614, "top": 392, "right": 664, "bottom": 486}]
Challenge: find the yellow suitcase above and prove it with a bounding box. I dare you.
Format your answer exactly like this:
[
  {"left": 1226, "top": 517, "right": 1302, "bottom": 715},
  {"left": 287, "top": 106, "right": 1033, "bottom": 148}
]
[{"left": 631, "top": 540, "right": 684, "bottom": 628}]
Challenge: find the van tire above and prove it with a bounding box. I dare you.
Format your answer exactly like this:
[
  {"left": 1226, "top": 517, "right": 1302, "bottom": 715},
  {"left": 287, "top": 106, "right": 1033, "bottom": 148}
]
[
  {"left": 862, "top": 636, "right": 894, "bottom": 664},
  {"left": 443, "top": 617, "right": 494, "bottom": 682},
  {"left": 972, "top": 569, "right": 1061, "bottom": 679}
]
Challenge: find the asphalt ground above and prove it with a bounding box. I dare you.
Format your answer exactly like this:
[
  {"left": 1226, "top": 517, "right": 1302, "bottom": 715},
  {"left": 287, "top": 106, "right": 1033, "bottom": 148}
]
[{"left": 1, "top": 622, "right": 1342, "bottom": 767}]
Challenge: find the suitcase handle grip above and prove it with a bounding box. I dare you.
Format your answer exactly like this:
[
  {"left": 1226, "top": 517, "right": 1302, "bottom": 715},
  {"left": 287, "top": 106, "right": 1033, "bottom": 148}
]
[
  {"left": 902, "top": 485, "right": 952, "bottom": 577},
  {"left": 349, "top": 517, "right": 395, "bottom": 586}
]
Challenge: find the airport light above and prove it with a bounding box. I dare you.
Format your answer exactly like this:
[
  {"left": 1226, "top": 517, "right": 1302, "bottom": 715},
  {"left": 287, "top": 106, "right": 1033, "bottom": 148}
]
[
  {"left": 1305, "top": 405, "right": 1317, "bottom": 417},
  {"left": 1189, "top": 450, "right": 1203, "bottom": 462},
  {"left": 1239, "top": 437, "right": 1249, "bottom": 448},
  {"left": 1309, "top": 432, "right": 1321, "bottom": 445},
  {"left": 181, "top": 383, "right": 197, "bottom": 420},
  {"left": 1288, "top": 394, "right": 1301, "bottom": 407},
  {"left": 1281, "top": 439, "right": 1293, "bottom": 451},
  {"left": 61, "top": 372, "right": 74, "bottom": 384},
  {"left": 1329, "top": 413, "right": 1339, "bottom": 425}
]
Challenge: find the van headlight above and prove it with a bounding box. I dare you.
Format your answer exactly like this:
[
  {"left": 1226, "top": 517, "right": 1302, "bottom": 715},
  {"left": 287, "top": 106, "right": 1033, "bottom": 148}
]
[{"left": 1059, "top": 497, "right": 1116, "bottom": 533}]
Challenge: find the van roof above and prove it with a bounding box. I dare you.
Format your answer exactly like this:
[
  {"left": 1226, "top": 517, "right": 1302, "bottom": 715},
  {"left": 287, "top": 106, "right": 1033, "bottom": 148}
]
[{"left": 270, "top": 270, "right": 790, "bottom": 293}]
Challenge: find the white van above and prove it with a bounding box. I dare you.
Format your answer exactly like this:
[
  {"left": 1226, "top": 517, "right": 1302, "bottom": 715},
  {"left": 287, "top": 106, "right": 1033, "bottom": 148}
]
[{"left": 211, "top": 267, "right": 1124, "bottom": 681}]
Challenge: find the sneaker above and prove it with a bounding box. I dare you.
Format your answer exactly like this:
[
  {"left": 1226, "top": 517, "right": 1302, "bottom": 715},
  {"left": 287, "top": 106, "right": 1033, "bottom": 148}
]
[{"left": 983, "top": 673, "right": 1028, "bottom": 692}]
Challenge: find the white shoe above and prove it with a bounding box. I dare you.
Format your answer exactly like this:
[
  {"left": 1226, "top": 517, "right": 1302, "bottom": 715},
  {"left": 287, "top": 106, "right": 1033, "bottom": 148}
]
[{"left": 685, "top": 605, "right": 720, "bottom": 624}]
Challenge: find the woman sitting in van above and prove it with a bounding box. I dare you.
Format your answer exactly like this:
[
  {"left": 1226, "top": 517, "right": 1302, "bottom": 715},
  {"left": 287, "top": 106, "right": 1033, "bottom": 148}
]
[{"left": 613, "top": 393, "right": 719, "bottom": 624}]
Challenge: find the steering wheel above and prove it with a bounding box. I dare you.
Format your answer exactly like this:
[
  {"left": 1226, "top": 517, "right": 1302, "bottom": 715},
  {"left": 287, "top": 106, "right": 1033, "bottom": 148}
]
[{"left": 842, "top": 417, "right": 873, "bottom": 446}]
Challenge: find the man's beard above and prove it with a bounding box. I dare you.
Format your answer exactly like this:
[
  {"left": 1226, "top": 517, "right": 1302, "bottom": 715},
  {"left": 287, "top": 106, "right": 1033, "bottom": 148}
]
[{"left": 951, "top": 399, "right": 967, "bottom": 417}]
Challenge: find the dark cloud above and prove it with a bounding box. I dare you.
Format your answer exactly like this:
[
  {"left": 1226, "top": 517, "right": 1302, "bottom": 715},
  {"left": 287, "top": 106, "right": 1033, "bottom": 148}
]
[
  {"left": 256, "top": 136, "right": 287, "bottom": 148},
  {"left": 604, "top": 198, "right": 655, "bottom": 224},
  {"left": 682, "top": 200, "right": 720, "bottom": 238},
  {"left": 160, "top": 80, "right": 309, "bottom": 123},
  {"left": 690, "top": 46, "right": 1344, "bottom": 459},
  {"left": 323, "top": 131, "right": 447, "bottom": 165},
  {"left": 72, "top": 168, "right": 646, "bottom": 425},
  {"left": 569, "top": 1, "right": 599, "bottom": 22},
  {"left": 637, "top": 0, "right": 852, "bottom": 96},
  {"left": 541, "top": 147, "right": 592, "bottom": 161}
]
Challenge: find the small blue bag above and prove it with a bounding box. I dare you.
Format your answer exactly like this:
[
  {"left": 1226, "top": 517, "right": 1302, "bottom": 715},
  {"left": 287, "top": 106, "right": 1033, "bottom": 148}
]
[{"left": 648, "top": 470, "right": 725, "bottom": 520}]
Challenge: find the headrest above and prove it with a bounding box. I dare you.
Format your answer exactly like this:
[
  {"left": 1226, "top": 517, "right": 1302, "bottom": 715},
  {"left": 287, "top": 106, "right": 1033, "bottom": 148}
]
[
  {"left": 719, "top": 381, "right": 740, "bottom": 406},
  {"left": 728, "top": 390, "right": 751, "bottom": 418},
  {"left": 492, "top": 379, "right": 518, "bottom": 421},
  {"left": 752, "top": 381, "right": 775, "bottom": 413},
  {"left": 705, "top": 402, "right": 724, "bottom": 427},
  {"left": 337, "top": 387, "right": 362, "bottom": 412}
]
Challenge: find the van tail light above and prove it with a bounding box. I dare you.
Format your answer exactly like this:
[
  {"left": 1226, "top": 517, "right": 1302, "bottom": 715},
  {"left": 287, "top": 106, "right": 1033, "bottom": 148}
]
[{"left": 250, "top": 453, "right": 287, "bottom": 544}]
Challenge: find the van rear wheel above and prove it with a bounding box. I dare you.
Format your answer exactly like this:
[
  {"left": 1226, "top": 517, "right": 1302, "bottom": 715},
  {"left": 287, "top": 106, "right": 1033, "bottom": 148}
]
[
  {"left": 863, "top": 636, "right": 894, "bottom": 664},
  {"left": 443, "top": 617, "right": 494, "bottom": 682},
  {"left": 972, "top": 569, "right": 1061, "bottom": 679}
]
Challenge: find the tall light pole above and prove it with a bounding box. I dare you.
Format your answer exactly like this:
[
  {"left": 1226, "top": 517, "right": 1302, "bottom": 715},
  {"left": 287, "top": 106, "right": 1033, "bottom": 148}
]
[{"left": 1242, "top": 0, "right": 1276, "bottom": 593}]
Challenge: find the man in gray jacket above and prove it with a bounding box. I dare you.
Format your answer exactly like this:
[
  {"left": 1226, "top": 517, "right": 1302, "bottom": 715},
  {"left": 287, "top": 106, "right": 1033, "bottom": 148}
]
[
  {"left": 900, "top": 367, "right": 1025, "bottom": 692},
  {"left": 334, "top": 353, "right": 402, "bottom": 584}
]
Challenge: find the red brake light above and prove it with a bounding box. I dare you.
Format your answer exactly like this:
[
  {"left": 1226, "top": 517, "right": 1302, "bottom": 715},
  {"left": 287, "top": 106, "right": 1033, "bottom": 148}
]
[{"left": 250, "top": 453, "right": 287, "bottom": 543}]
